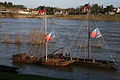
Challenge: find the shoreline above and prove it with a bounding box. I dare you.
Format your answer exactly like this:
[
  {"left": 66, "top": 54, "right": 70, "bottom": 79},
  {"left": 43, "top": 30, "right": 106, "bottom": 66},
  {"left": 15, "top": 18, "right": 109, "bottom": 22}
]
[
  {"left": 0, "top": 65, "right": 68, "bottom": 80},
  {"left": 53, "top": 14, "right": 120, "bottom": 21},
  {"left": 0, "top": 72, "right": 68, "bottom": 80},
  {"left": 0, "top": 14, "right": 120, "bottom": 21}
]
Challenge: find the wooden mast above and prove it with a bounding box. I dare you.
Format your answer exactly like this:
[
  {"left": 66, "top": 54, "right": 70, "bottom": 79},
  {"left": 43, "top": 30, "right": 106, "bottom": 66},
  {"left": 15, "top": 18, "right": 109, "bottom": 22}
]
[
  {"left": 44, "top": 8, "right": 48, "bottom": 62},
  {"left": 87, "top": 8, "right": 91, "bottom": 59}
]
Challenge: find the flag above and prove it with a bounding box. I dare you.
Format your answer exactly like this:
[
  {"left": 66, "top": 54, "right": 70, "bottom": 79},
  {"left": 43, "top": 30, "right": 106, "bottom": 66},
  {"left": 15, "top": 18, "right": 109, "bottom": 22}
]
[
  {"left": 82, "top": 4, "right": 89, "bottom": 11},
  {"left": 45, "top": 31, "right": 55, "bottom": 42},
  {"left": 37, "top": 6, "right": 45, "bottom": 15},
  {"left": 91, "top": 28, "right": 102, "bottom": 38}
]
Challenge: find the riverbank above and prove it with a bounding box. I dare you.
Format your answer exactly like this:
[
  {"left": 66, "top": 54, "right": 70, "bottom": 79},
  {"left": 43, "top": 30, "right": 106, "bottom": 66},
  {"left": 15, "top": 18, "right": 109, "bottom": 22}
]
[
  {"left": 0, "top": 72, "right": 68, "bottom": 80},
  {"left": 0, "top": 13, "right": 120, "bottom": 21},
  {"left": 0, "top": 65, "right": 68, "bottom": 80},
  {"left": 54, "top": 14, "right": 120, "bottom": 21}
]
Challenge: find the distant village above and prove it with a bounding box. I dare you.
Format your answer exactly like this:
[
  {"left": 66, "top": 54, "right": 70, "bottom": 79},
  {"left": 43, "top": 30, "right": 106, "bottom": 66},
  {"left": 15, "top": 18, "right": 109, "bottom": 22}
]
[{"left": 0, "top": 1, "right": 120, "bottom": 16}]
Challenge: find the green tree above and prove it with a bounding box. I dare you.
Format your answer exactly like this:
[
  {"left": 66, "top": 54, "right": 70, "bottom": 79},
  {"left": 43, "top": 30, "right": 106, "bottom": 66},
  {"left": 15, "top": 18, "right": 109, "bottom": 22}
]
[
  {"left": 91, "top": 4, "right": 100, "bottom": 14},
  {"left": 106, "top": 5, "right": 114, "bottom": 12},
  {"left": 3, "top": 1, "right": 8, "bottom": 7},
  {"left": 8, "top": 2, "right": 13, "bottom": 7},
  {"left": 36, "top": 6, "right": 60, "bottom": 15}
]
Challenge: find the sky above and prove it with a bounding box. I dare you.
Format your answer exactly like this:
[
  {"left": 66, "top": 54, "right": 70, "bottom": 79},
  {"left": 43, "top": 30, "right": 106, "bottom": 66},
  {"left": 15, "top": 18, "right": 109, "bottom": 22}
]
[{"left": 0, "top": 0, "right": 120, "bottom": 9}]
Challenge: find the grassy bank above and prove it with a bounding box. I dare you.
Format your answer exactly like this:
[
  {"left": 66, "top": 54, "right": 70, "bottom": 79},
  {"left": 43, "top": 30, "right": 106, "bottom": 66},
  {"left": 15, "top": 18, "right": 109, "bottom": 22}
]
[
  {"left": 0, "top": 72, "right": 69, "bottom": 80},
  {"left": 0, "top": 13, "right": 37, "bottom": 18},
  {"left": 0, "top": 13, "right": 120, "bottom": 21},
  {"left": 53, "top": 14, "right": 120, "bottom": 21}
]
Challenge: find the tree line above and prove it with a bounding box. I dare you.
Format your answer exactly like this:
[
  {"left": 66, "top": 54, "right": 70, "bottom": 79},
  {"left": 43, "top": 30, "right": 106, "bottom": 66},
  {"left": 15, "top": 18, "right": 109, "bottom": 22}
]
[
  {"left": 65, "top": 4, "right": 115, "bottom": 15},
  {"left": 36, "top": 4, "right": 116, "bottom": 15},
  {"left": 0, "top": 1, "right": 117, "bottom": 15},
  {"left": 0, "top": 1, "right": 26, "bottom": 9}
]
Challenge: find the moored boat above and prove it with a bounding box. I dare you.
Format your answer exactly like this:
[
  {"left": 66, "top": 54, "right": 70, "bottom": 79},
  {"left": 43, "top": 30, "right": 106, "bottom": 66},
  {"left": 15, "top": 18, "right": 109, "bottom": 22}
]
[
  {"left": 12, "top": 53, "right": 40, "bottom": 64},
  {"left": 71, "top": 3, "right": 117, "bottom": 70},
  {"left": 38, "top": 7, "right": 75, "bottom": 67},
  {"left": 12, "top": 6, "right": 74, "bottom": 67}
]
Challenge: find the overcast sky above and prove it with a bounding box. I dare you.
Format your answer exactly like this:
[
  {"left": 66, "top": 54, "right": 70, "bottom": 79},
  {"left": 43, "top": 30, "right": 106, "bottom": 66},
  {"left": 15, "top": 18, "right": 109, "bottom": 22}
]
[{"left": 0, "top": 0, "right": 120, "bottom": 8}]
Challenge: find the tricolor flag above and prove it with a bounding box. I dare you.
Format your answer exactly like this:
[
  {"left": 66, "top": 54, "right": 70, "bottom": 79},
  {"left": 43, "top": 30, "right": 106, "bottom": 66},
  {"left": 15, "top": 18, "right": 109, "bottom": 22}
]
[
  {"left": 82, "top": 4, "right": 89, "bottom": 11},
  {"left": 38, "top": 6, "right": 45, "bottom": 15},
  {"left": 90, "top": 28, "right": 102, "bottom": 38},
  {"left": 45, "top": 31, "right": 55, "bottom": 42}
]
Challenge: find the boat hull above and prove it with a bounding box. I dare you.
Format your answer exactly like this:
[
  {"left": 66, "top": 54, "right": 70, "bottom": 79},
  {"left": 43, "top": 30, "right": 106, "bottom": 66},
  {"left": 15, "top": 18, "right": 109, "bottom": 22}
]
[
  {"left": 12, "top": 53, "right": 40, "bottom": 64},
  {"left": 39, "top": 58, "right": 75, "bottom": 67},
  {"left": 73, "top": 58, "right": 117, "bottom": 70}
]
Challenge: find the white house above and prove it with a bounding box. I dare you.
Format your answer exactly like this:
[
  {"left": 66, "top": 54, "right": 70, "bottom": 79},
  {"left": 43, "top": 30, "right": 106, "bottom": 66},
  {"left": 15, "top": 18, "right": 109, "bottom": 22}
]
[
  {"left": 17, "top": 10, "right": 31, "bottom": 14},
  {"left": 54, "top": 11, "right": 63, "bottom": 15},
  {"left": 116, "top": 7, "right": 120, "bottom": 13}
]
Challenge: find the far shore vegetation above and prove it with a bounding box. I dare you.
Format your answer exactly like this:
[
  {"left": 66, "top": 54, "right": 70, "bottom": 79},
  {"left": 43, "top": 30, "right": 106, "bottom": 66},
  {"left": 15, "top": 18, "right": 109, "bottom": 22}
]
[
  {"left": 0, "top": 13, "right": 120, "bottom": 21},
  {"left": 0, "top": 1, "right": 120, "bottom": 21},
  {"left": 53, "top": 14, "right": 120, "bottom": 21}
]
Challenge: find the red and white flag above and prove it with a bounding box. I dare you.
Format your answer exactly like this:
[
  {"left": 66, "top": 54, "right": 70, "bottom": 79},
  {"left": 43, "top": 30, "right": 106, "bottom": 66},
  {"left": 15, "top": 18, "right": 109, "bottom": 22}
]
[
  {"left": 82, "top": 3, "right": 89, "bottom": 11},
  {"left": 45, "top": 31, "right": 56, "bottom": 42},
  {"left": 91, "top": 28, "right": 102, "bottom": 38},
  {"left": 37, "top": 6, "right": 45, "bottom": 15}
]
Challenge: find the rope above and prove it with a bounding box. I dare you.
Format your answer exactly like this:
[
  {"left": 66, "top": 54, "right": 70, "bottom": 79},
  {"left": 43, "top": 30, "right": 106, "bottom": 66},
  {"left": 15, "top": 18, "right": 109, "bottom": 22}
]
[
  {"left": 92, "top": 15, "right": 117, "bottom": 65},
  {"left": 77, "top": 14, "right": 91, "bottom": 59},
  {"left": 68, "top": 18, "right": 86, "bottom": 57},
  {"left": 50, "top": 19, "right": 69, "bottom": 55}
]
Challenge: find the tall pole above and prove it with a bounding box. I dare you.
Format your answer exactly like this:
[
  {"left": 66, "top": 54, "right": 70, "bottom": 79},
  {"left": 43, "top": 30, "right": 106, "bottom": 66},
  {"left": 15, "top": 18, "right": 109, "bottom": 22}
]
[
  {"left": 44, "top": 8, "right": 48, "bottom": 61},
  {"left": 87, "top": 10, "right": 91, "bottom": 59}
]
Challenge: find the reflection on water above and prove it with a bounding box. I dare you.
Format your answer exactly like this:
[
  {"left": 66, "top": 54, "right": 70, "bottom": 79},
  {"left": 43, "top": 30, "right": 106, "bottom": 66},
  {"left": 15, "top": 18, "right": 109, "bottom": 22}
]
[{"left": 0, "top": 18, "right": 120, "bottom": 80}]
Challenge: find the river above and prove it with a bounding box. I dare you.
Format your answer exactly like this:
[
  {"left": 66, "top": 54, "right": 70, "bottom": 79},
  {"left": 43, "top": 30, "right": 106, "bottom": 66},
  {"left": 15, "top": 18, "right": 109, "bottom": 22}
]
[{"left": 0, "top": 18, "right": 120, "bottom": 80}]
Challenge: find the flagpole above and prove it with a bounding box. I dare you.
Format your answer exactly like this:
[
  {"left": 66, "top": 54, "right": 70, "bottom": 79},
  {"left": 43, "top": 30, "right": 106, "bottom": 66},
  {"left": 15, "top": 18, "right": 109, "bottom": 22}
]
[
  {"left": 44, "top": 7, "right": 48, "bottom": 62},
  {"left": 87, "top": 5, "right": 91, "bottom": 59}
]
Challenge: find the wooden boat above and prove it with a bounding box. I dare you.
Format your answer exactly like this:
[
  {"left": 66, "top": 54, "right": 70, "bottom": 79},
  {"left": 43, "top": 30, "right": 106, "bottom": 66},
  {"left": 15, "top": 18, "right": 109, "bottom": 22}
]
[
  {"left": 72, "top": 4, "right": 117, "bottom": 70},
  {"left": 12, "top": 53, "right": 40, "bottom": 64},
  {"left": 12, "top": 39, "right": 42, "bottom": 63},
  {"left": 37, "top": 51, "right": 75, "bottom": 67},
  {"left": 37, "top": 7, "right": 74, "bottom": 66},
  {"left": 73, "top": 58, "right": 117, "bottom": 69},
  {"left": 40, "top": 59, "right": 74, "bottom": 67},
  {"left": 12, "top": 7, "right": 74, "bottom": 66}
]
